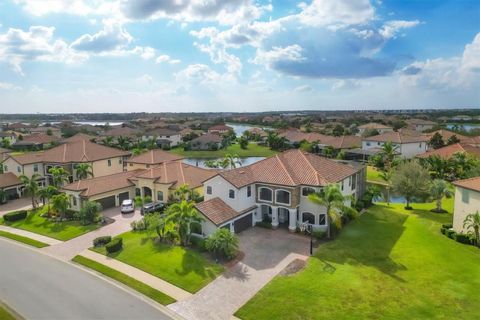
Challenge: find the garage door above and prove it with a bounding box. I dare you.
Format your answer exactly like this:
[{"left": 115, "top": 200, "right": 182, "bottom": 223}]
[
  {"left": 95, "top": 195, "right": 116, "bottom": 209},
  {"left": 118, "top": 192, "right": 130, "bottom": 203},
  {"left": 5, "top": 188, "right": 19, "bottom": 200},
  {"left": 234, "top": 213, "right": 252, "bottom": 233}
]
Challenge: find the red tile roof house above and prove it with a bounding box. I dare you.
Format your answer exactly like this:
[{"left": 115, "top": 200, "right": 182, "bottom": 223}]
[
  {"left": 207, "top": 124, "right": 233, "bottom": 135},
  {"left": 196, "top": 149, "right": 366, "bottom": 236},
  {"left": 416, "top": 143, "right": 480, "bottom": 160},
  {"left": 0, "top": 172, "right": 23, "bottom": 200},
  {"left": 142, "top": 128, "right": 182, "bottom": 147},
  {"left": 362, "top": 132, "right": 429, "bottom": 158}
]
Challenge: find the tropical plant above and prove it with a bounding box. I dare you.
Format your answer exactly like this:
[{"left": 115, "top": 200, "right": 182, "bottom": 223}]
[
  {"left": 1, "top": 138, "right": 11, "bottom": 148},
  {"left": 379, "top": 141, "right": 399, "bottom": 170},
  {"left": 174, "top": 184, "right": 192, "bottom": 201},
  {"left": 134, "top": 195, "right": 143, "bottom": 207},
  {"left": 205, "top": 228, "right": 239, "bottom": 260},
  {"left": 48, "top": 167, "right": 70, "bottom": 188},
  {"left": 165, "top": 200, "right": 204, "bottom": 246},
  {"left": 429, "top": 179, "right": 453, "bottom": 213},
  {"left": 75, "top": 200, "right": 102, "bottom": 225},
  {"left": 429, "top": 132, "right": 445, "bottom": 149},
  {"left": 144, "top": 213, "right": 177, "bottom": 243},
  {"left": 391, "top": 160, "right": 430, "bottom": 210},
  {"left": 447, "top": 135, "right": 460, "bottom": 145},
  {"left": 379, "top": 170, "right": 393, "bottom": 205},
  {"left": 308, "top": 184, "right": 345, "bottom": 239},
  {"left": 463, "top": 211, "right": 480, "bottom": 247},
  {"left": 449, "top": 152, "right": 476, "bottom": 180},
  {"left": 116, "top": 136, "right": 132, "bottom": 150},
  {"left": 75, "top": 163, "right": 93, "bottom": 180},
  {"left": 131, "top": 147, "right": 147, "bottom": 156},
  {"left": 425, "top": 155, "right": 449, "bottom": 180},
  {"left": 102, "top": 136, "right": 114, "bottom": 147},
  {"left": 221, "top": 153, "right": 242, "bottom": 169},
  {"left": 204, "top": 160, "right": 220, "bottom": 168},
  {"left": 238, "top": 136, "right": 249, "bottom": 149},
  {"left": 20, "top": 173, "right": 41, "bottom": 209},
  {"left": 323, "top": 146, "right": 335, "bottom": 158},
  {"left": 50, "top": 193, "right": 70, "bottom": 220},
  {"left": 37, "top": 185, "right": 58, "bottom": 216}
]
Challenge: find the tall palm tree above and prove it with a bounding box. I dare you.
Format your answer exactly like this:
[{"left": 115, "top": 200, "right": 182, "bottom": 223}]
[
  {"left": 174, "top": 184, "right": 191, "bottom": 201},
  {"left": 429, "top": 179, "right": 452, "bottom": 213},
  {"left": 379, "top": 141, "right": 398, "bottom": 170},
  {"left": 463, "top": 211, "right": 480, "bottom": 248},
  {"left": 37, "top": 185, "right": 58, "bottom": 216},
  {"left": 20, "top": 174, "right": 41, "bottom": 209},
  {"left": 379, "top": 170, "right": 392, "bottom": 205},
  {"left": 48, "top": 167, "right": 69, "bottom": 188},
  {"left": 166, "top": 200, "right": 203, "bottom": 246},
  {"left": 75, "top": 163, "right": 93, "bottom": 180},
  {"left": 117, "top": 136, "right": 132, "bottom": 150},
  {"left": 50, "top": 193, "right": 70, "bottom": 220},
  {"left": 222, "top": 153, "right": 242, "bottom": 169},
  {"left": 308, "top": 184, "right": 345, "bottom": 239},
  {"left": 102, "top": 136, "right": 114, "bottom": 147}
]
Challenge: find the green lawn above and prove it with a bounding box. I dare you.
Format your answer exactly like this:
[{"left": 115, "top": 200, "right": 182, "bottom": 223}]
[
  {"left": 72, "top": 255, "right": 176, "bottom": 305},
  {"left": 91, "top": 231, "right": 224, "bottom": 293},
  {"left": 0, "top": 230, "right": 49, "bottom": 248},
  {"left": 1, "top": 207, "right": 99, "bottom": 241},
  {"left": 236, "top": 197, "right": 480, "bottom": 320},
  {"left": 366, "top": 165, "right": 387, "bottom": 184},
  {"left": 0, "top": 305, "right": 16, "bottom": 320},
  {"left": 170, "top": 143, "right": 277, "bottom": 158}
]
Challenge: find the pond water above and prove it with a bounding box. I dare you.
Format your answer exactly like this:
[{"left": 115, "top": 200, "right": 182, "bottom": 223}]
[
  {"left": 446, "top": 123, "right": 480, "bottom": 132},
  {"left": 369, "top": 183, "right": 428, "bottom": 204},
  {"left": 226, "top": 123, "right": 270, "bottom": 136},
  {"left": 183, "top": 156, "right": 265, "bottom": 169}
]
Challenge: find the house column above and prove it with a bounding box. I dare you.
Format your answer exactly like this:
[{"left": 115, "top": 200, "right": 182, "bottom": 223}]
[
  {"left": 288, "top": 209, "right": 297, "bottom": 232},
  {"left": 271, "top": 206, "right": 279, "bottom": 228}
]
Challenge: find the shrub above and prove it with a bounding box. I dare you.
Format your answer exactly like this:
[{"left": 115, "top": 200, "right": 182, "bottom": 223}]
[
  {"left": 442, "top": 223, "right": 453, "bottom": 229},
  {"left": 131, "top": 219, "right": 147, "bottom": 231},
  {"left": 3, "top": 210, "right": 27, "bottom": 222},
  {"left": 312, "top": 230, "right": 326, "bottom": 240},
  {"left": 93, "top": 236, "right": 112, "bottom": 247},
  {"left": 205, "top": 229, "right": 239, "bottom": 260},
  {"left": 440, "top": 227, "right": 447, "bottom": 234},
  {"left": 446, "top": 229, "right": 456, "bottom": 239},
  {"left": 190, "top": 235, "right": 206, "bottom": 251},
  {"left": 255, "top": 221, "right": 272, "bottom": 229},
  {"left": 454, "top": 233, "right": 472, "bottom": 244},
  {"left": 354, "top": 200, "right": 365, "bottom": 211},
  {"left": 65, "top": 209, "right": 76, "bottom": 220},
  {"left": 105, "top": 238, "right": 123, "bottom": 253}
]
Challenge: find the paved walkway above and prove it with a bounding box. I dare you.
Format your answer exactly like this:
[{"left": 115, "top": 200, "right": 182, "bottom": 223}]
[
  {"left": 80, "top": 250, "right": 192, "bottom": 302},
  {"left": 168, "top": 228, "right": 310, "bottom": 320},
  {"left": 0, "top": 198, "right": 32, "bottom": 217},
  {"left": 41, "top": 207, "right": 139, "bottom": 260},
  {"left": 0, "top": 225, "right": 62, "bottom": 246}
]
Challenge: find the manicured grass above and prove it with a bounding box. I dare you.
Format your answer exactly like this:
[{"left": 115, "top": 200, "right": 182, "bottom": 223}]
[
  {"left": 366, "top": 165, "right": 387, "bottom": 184},
  {"left": 1, "top": 207, "right": 99, "bottom": 241},
  {"left": 72, "top": 255, "right": 176, "bottom": 305},
  {"left": 0, "top": 230, "right": 49, "bottom": 248},
  {"left": 170, "top": 143, "right": 278, "bottom": 158},
  {"left": 91, "top": 231, "right": 224, "bottom": 293},
  {"left": 236, "top": 197, "right": 480, "bottom": 320},
  {"left": 0, "top": 306, "right": 16, "bottom": 320}
]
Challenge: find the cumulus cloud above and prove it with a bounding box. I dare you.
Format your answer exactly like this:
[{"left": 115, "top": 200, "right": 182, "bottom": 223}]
[
  {"left": 379, "top": 20, "right": 420, "bottom": 39},
  {"left": 0, "top": 82, "right": 22, "bottom": 90},
  {"left": 252, "top": 45, "right": 305, "bottom": 65},
  {"left": 155, "top": 54, "right": 181, "bottom": 64},
  {"left": 71, "top": 21, "right": 132, "bottom": 53},
  {"left": 297, "top": 0, "right": 375, "bottom": 27},
  {"left": 293, "top": 85, "right": 313, "bottom": 93}
]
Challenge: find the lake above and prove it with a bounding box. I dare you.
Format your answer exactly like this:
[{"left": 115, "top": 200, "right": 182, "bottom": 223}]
[
  {"left": 183, "top": 157, "right": 265, "bottom": 169},
  {"left": 226, "top": 123, "right": 270, "bottom": 136},
  {"left": 369, "top": 183, "right": 428, "bottom": 204},
  {"left": 446, "top": 123, "right": 480, "bottom": 132}
]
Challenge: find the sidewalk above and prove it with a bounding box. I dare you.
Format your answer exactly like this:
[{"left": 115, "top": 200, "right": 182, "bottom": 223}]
[
  {"left": 0, "top": 225, "right": 62, "bottom": 246},
  {"left": 79, "top": 250, "right": 192, "bottom": 302}
]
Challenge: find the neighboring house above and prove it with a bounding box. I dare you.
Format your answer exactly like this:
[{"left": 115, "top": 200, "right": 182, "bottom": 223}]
[
  {"left": 0, "top": 131, "right": 18, "bottom": 145},
  {"left": 208, "top": 124, "right": 233, "bottom": 135},
  {"left": 0, "top": 172, "right": 24, "bottom": 199},
  {"left": 406, "top": 118, "right": 437, "bottom": 131},
  {"left": 452, "top": 177, "right": 480, "bottom": 234},
  {"left": 357, "top": 122, "right": 393, "bottom": 136},
  {"left": 103, "top": 126, "right": 141, "bottom": 141},
  {"left": 142, "top": 128, "right": 182, "bottom": 148},
  {"left": 2, "top": 123, "right": 30, "bottom": 132},
  {"left": 0, "top": 147, "right": 11, "bottom": 161},
  {"left": 198, "top": 150, "right": 366, "bottom": 236},
  {"left": 12, "top": 133, "right": 60, "bottom": 150},
  {"left": 189, "top": 133, "right": 223, "bottom": 150},
  {"left": 423, "top": 129, "right": 470, "bottom": 145},
  {"left": 362, "top": 132, "right": 428, "bottom": 158},
  {"left": 126, "top": 149, "right": 183, "bottom": 170},
  {"left": 29, "top": 126, "right": 62, "bottom": 137},
  {"left": 63, "top": 162, "right": 216, "bottom": 210},
  {"left": 416, "top": 143, "right": 480, "bottom": 160},
  {"left": 2, "top": 153, "right": 46, "bottom": 185},
  {"left": 61, "top": 133, "right": 96, "bottom": 143},
  {"left": 279, "top": 129, "right": 326, "bottom": 144}
]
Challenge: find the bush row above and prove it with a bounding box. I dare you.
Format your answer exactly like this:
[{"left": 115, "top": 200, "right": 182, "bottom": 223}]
[
  {"left": 440, "top": 225, "right": 475, "bottom": 245},
  {"left": 3, "top": 210, "right": 27, "bottom": 222},
  {"left": 106, "top": 238, "right": 123, "bottom": 253},
  {"left": 93, "top": 236, "right": 112, "bottom": 247}
]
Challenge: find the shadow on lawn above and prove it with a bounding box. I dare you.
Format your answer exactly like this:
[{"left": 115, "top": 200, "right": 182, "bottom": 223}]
[
  {"left": 176, "top": 249, "right": 218, "bottom": 280},
  {"left": 316, "top": 205, "right": 409, "bottom": 282}
]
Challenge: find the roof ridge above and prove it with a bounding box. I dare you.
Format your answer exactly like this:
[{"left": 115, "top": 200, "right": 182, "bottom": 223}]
[
  {"left": 179, "top": 161, "right": 186, "bottom": 185},
  {"left": 299, "top": 151, "right": 319, "bottom": 185},
  {"left": 275, "top": 153, "right": 295, "bottom": 185}
]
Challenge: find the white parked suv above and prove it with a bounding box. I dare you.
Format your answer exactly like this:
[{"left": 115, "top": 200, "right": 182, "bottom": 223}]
[{"left": 120, "top": 199, "right": 135, "bottom": 214}]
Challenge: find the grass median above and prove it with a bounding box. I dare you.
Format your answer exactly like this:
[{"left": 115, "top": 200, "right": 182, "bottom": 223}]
[{"left": 0, "top": 230, "right": 49, "bottom": 248}]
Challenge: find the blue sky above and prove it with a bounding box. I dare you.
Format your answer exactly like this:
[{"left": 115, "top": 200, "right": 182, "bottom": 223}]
[{"left": 0, "top": 0, "right": 478, "bottom": 113}]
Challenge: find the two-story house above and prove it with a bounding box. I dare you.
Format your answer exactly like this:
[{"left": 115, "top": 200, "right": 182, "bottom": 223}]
[
  {"left": 362, "top": 131, "right": 428, "bottom": 158},
  {"left": 142, "top": 128, "right": 182, "bottom": 148},
  {"left": 196, "top": 150, "right": 366, "bottom": 236}
]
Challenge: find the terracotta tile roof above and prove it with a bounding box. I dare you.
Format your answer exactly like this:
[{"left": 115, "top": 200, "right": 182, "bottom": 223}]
[
  {"left": 208, "top": 124, "right": 232, "bottom": 131},
  {"left": 134, "top": 161, "right": 216, "bottom": 189},
  {"left": 7, "top": 152, "right": 45, "bottom": 165},
  {"left": 453, "top": 176, "right": 480, "bottom": 193},
  {"left": 195, "top": 197, "right": 246, "bottom": 226},
  {"left": 62, "top": 170, "right": 140, "bottom": 197},
  {"left": 279, "top": 130, "right": 327, "bottom": 143},
  {"left": 22, "top": 133, "right": 59, "bottom": 144},
  {"left": 218, "top": 149, "right": 360, "bottom": 188},
  {"left": 0, "top": 172, "right": 22, "bottom": 188},
  {"left": 424, "top": 129, "right": 469, "bottom": 142},
  {"left": 318, "top": 135, "right": 361, "bottom": 149},
  {"left": 62, "top": 133, "right": 96, "bottom": 143},
  {"left": 191, "top": 133, "right": 223, "bottom": 144},
  {"left": 126, "top": 150, "right": 183, "bottom": 165},
  {"left": 0, "top": 147, "right": 11, "bottom": 154},
  {"left": 363, "top": 131, "right": 428, "bottom": 144},
  {"left": 103, "top": 126, "right": 140, "bottom": 137},
  {"left": 358, "top": 122, "right": 392, "bottom": 129},
  {"left": 417, "top": 143, "right": 480, "bottom": 159},
  {"left": 145, "top": 128, "right": 180, "bottom": 136},
  {"left": 42, "top": 140, "right": 130, "bottom": 163}
]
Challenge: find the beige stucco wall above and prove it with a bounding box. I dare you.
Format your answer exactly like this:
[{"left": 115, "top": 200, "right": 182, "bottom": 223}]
[
  {"left": 65, "top": 186, "right": 134, "bottom": 211},
  {"left": 2, "top": 158, "right": 44, "bottom": 179},
  {"left": 92, "top": 157, "right": 125, "bottom": 177},
  {"left": 126, "top": 162, "right": 151, "bottom": 171},
  {"left": 453, "top": 187, "right": 480, "bottom": 233}
]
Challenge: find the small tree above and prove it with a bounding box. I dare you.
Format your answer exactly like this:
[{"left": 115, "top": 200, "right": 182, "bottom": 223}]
[
  {"left": 49, "top": 167, "right": 69, "bottom": 188},
  {"left": 76, "top": 201, "right": 102, "bottom": 225},
  {"left": 205, "top": 228, "right": 239, "bottom": 260},
  {"left": 379, "top": 170, "right": 392, "bottom": 206},
  {"left": 429, "top": 179, "right": 452, "bottom": 213},
  {"left": 463, "top": 211, "right": 480, "bottom": 247},
  {"left": 238, "top": 136, "right": 249, "bottom": 149},
  {"left": 166, "top": 200, "right": 203, "bottom": 246},
  {"left": 447, "top": 135, "right": 460, "bottom": 145},
  {"left": 308, "top": 184, "right": 345, "bottom": 239},
  {"left": 429, "top": 132, "right": 445, "bottom": 149},
  {"left": 20, "top": 174, "right": 41, "bottom": 209},
  {"left": 50, "top": 193, "right": 70, "bottom": 220},
  {"left": 391, "top": 160, "right": 430, "bottom": 210},
  {"left": 75, "top": 163, "right": 93, "bottom": 180},
  {"left": 37, "top": 185, "right": 58, "bottom": 216}
]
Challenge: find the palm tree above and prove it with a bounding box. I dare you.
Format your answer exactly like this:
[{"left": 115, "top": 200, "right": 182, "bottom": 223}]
[
  {"left": 449, "top": 152, "right": 476, "bottom": 180},
  {"left": 37, "top": 185, "right": 58, "bottom": 216},
  {"left": 20, "top": 174, "right": 41, "bottom": 209},
  {"left": 308, "top": 184, "right": 345, "bottom": 239},
  {"left": 379, "top": 141, "right": 398, "bottom": 170},
  {"left": 463, "top": 211, "right": 480, "bottom": 248},
  {"left": 426, "top": 155, "right": 449, "bottom": 180},
  {"left": 102, "top": 136, "right": 114, "bottom": 147},
  {"left": 50, "top": 193, "right": 70, "bottom": 220},
  {"left": 379, "top": 169, "right": 392, "bottom": 205},
  {"left": 75, "top": 163, "right": 93, "bottom": 180},
  {"left": 48, "top": 167, "right": 69, "bottom": 188},
  {"left": 166, "top": 200, "right": 203, "bottom": 246},
  {"left": 222, "top": 153, "right": 242, "bottom": 169},
  {"left": 429, "top": 179, "right": 452, "bottom": 213},
  {"left": 117, "top": 136, "right": 132, "bottom": 150},
  {"left": 131, "top": 147, "right": 147, "bottom": 156},
  {"left": 323, "top": 146, "right": 335, "bottom": 158},
  {"left": 174, "top": 184, "right": 192, "bottom": 201}
]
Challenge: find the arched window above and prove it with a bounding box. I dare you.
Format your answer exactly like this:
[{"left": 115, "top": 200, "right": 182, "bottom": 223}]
[
  {"left": 302, "top": 212, "right": 315, "bottom": 224},
  {"left": 229, "top": 189, "right": 235, "bottom": 199},
  {"left": 259, "top": 187, "right": 273, "bottom": 202},
  {"left": 276, "top": 189, "right": 291, "bottom": 205},
  {"left": 302, "top": 187, "right": 315, "bottom": 197},
  {"left": 206, "top": 186, "right": 212, "bottom": 195}
]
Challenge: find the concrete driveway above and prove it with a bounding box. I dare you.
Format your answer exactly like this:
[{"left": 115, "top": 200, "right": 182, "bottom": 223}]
[
  {"left": 41, "top": 206, "right": 141, "bottom": 260},
  {"left": 0, "top": 197, "right": 32, "bottom": 217},
  {"left": 168, "top": 227, "right": 310, "bottom": 320}
]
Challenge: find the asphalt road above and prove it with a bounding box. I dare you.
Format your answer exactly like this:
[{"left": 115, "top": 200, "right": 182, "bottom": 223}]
[{"left": 0, "top": 239, "right": 175, "bottom": 320}]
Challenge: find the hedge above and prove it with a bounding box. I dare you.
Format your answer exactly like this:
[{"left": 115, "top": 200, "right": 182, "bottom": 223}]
[
  {"left": 454, "top": 233, "right": 472, "bottom": 244},
  {"left": 445, "top": 229, "right": 456, "bottom": 239},
  {"left": 105, "top": 238, "right": 123, "bottom": 253},
  {"left": 3, "top": 210, "right": 27, "bottom": 222},
  {"left": 93, "top": 236, "right": 112, "bottom": 247}
]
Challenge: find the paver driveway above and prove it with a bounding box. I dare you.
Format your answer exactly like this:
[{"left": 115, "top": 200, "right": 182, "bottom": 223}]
[
  {"left": 41, "top": 206, "right": 141, "bottom": 260},
  {"left": 168, "top": 227, "right": 310, "bottom": 320},
  {"left": 0, "top": 197, "right": 32, "bottom": 217}
]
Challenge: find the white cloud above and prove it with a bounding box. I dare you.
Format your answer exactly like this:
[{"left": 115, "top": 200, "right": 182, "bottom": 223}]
[
  {"left": 252, "top": 45, "right": 305, "bottom": 65},
  {"left": 131, "top": 46, "right": 156, "bottom": 59},
  {"left": 0, "top": 82, "right": 22, "bottom": 90},
  {"left": 14, "top": 0, "right": 95, "bottom": 16},
  {"left": 293, "top": 85, "right": 313, "bottom": 92},
  {"left": 379, "top": 20, "right": 420, "bottom": 39},
  {"left": 461, "top": 33, "right": 480, "bottom": 71},
  {"left": 297, "top": 0, "right": 375, "bottom": 27},
  {"left": 155, "top": 54, "right": 181, "bottom": 64},
  {"left": 71, "top": 21, "right": 132, "bottom": 53},
  {"left": 331, "top": 79, "right": 364, "bottom": 90}
]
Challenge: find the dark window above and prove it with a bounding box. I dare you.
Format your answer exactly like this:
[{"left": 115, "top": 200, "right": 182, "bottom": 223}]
[
  {"left": 276, "top": 190, "right": 290, "bottom": 204},
  {"left": 247, "top": 185, "right": 251, "bottom": 197},
  {"left": 318, "top": 214, "right": 326, "bottom": 225},
  {"left": 302, "top": 212, "right": 315, "bottom": 224},
  {"left": 259, "top": 187, "right": 272, "bottom": 201},
  {"left": 302, "top": 187, "right": 315, "bottom": 197},
  {"left": 17, "top": 166, "right": 21, "bottom": 173},
  {"left": 352, "top": 174, "right": 357, "bottom": 190},
  {"left": 157, "top": 191, "right": 164, "bottom": 202},
  {"left": 341, "top": 181, "right": 344, "bottom": 191},
  {"left": 33, "top": 164, "right": 38, "bottom": 172},
  {"left": 207, "top": 186, "right": 212, "bottom": 195},
  {"left": 107, "top": 159, "right": 111, "bottom": 167},
  {"left": 119, "top": 159, "right": 122, "bottom": 164},
  {"left": 229, "top": 189, "right": 235, "bottom": 199},
  {"left": 72, "top": 197, "right": 77, "bottom": 206}
]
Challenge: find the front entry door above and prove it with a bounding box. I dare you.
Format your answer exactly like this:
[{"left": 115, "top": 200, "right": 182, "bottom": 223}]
[{"left": 278, "top": 208, "right": 289, "bottom": 224}]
